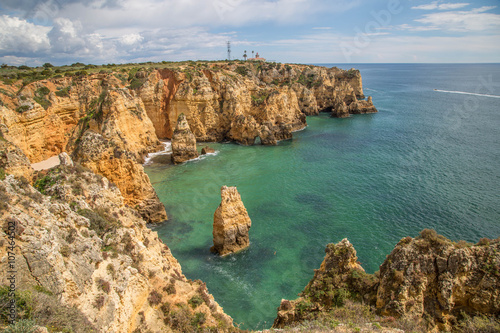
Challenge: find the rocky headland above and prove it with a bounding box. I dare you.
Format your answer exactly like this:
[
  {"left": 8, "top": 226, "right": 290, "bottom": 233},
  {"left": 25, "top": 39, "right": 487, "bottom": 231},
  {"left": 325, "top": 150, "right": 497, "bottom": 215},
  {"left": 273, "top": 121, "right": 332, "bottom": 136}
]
[
  {"left": 0, "top": 61, "right": 376, "bottom": 223},
  {"left": 274, "top": 231, "right": 500, "bottom": 332}
]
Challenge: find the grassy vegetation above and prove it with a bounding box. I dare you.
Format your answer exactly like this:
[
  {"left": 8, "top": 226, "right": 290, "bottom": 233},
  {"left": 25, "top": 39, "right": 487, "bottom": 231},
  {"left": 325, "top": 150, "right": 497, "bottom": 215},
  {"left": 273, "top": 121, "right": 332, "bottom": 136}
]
[{"left": 0, "top": 285, "right": 97, "bottom": 332}]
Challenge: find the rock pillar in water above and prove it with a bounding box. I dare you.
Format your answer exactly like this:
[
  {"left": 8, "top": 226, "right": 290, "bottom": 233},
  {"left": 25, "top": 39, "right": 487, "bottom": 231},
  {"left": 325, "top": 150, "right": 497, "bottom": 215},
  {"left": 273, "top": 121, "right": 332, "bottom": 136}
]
[
  {"left": 211, "top": 186, "right": 252, "bottom": 256},
  {"left": 171, "top": 113, "right": 199, "bottom": 164}
]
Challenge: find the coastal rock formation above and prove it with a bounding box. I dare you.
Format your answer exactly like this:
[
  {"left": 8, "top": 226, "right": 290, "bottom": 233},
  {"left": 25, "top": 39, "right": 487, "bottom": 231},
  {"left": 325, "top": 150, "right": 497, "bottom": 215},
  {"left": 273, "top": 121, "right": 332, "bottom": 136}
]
[
  {"left": 0, "top": 62, "right": 377, "bottom": 220},
  {"left": 274, "top": 231, "right": 500, "bottom": 331},
  {"left": 201, "top": 146, "right": 215, "bottom": 154},
  {"left": 171, "top": 113, "right": 199, "bottom": 164},
  {"left": 211, "top": 186, "right": 252, "bottom": 256},
  {"left": 0, "top": 138, "right": 34, "bottom": 181},
  {"left": 0, "top": 148, "right": 233, "bottom": 332},
  {"left": 376, "top": 230, "right": 500, "bottom": 331}
]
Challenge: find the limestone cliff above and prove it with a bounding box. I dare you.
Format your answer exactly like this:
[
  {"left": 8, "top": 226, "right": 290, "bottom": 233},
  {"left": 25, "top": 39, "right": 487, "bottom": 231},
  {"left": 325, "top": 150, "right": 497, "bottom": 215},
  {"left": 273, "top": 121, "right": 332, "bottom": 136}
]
[
  {"left": 274, "top": 231, "right": 500, "bottom": 332},
  {"left": 135, "top": 62, "right": 375, "bottom": 145},
  {"left": 171, "top": 114, "right": 199, "bottom": 164},
  {"left": 0, "top": 154, "right": 233, "bottom": 332},
  {"left": 211, "top": 186, "right": 252, "bottom": 256},
  {"left": 0, "top": 62, "right": 376, "bottom": 221}
]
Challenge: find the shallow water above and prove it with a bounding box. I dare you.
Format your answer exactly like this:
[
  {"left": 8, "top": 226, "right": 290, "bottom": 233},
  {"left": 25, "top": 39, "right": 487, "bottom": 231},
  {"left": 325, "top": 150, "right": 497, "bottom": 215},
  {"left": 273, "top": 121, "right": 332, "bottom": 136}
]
[{"left": 145, "top": 64, "right": 500, "bottom": 329}]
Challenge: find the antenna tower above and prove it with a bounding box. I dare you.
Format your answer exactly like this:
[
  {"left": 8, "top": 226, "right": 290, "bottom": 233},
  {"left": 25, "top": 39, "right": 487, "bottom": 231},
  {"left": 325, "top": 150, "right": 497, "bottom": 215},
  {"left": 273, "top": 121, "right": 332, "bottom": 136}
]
[{"left": 227, "top": 41, "right": 231, "bottom": 60}]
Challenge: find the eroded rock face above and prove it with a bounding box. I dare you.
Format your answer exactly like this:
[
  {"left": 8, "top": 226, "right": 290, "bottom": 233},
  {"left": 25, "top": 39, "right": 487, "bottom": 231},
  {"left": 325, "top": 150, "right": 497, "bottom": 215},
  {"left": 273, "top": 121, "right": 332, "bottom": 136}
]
[
  {"left": 171, "top": 113, "right": 199, "bottom": 164},
  {"left": 211, "top": 186, "right": 252, "bottom": 256},
  {"left": 274, "top": 232, "right": 500, "bottom": 331},
  {"left": 73, "top": 131, "right": 166, "bottom": 223},
  {"left": 274, "top": 239, "right": 377, "bottom": 328},
  {"left": 376, "top": 231, "right": 500, "bottom": 331},
  {"left": 0, "top": 157, "right": 233, "bottom": 332},
  {"left": 0, "top": 138, "right": 34, "bottom": 181}
]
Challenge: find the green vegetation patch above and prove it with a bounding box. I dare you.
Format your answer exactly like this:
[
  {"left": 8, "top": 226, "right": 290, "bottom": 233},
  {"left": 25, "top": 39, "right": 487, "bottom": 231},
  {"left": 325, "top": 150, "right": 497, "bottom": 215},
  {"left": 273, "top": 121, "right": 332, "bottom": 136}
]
[
  {"left": 77, "top": 208, "right": 121, "bottom": 237},
  {"left": 235, "top": 66, "right": 248, "bottom": 77},
  {"left": 55, "top": 86, "right": 71, "bottom": 97},
  {"left": 15, "top": 105, "right": 30, "bottom": 113},
  {"left": 34, "top": 86, "right": 51, "bottom": 110}
]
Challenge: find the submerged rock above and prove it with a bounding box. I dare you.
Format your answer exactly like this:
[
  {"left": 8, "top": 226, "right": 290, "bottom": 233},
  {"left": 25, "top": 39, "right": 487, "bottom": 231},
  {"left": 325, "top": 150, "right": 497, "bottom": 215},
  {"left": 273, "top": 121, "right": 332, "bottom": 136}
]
[
  {"left": 171, "top": 113, "right": 199, "bottom": 164},
  {"left": 201, "top": 146, "right": 215, "bottom": 154},
  {"left": 211, "top": 186, "right": 252, "bottom": 256}
]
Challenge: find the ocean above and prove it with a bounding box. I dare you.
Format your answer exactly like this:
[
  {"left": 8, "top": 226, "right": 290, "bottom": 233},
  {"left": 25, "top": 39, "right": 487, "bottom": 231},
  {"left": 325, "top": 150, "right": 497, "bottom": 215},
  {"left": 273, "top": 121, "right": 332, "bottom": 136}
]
[{"left": 144, "top": 63, "right": 500, "bottom": 329}]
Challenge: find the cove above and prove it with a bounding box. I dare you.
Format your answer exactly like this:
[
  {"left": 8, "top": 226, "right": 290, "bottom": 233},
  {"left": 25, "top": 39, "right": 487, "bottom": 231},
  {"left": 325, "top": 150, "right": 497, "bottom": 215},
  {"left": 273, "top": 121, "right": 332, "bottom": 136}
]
[{"left": 145, "top": 64, "right": 500, "bottom": 329}]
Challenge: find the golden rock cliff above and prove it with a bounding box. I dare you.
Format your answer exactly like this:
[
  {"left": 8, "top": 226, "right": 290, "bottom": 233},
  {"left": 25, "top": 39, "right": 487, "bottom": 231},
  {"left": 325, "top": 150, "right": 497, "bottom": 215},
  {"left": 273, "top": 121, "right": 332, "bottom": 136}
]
[
  {"left": 171, "top": 113, "right": 199, "bottom": 164},
  {"left": 211, "top": 186, "right": 252, "bottom": 256},
  {"left": 0, "top": 154, "right": 233, "bottom": 332},
  {"left": 0, "top": 62, "right": 375, "bottom": 222},
  {"left": 274, "top": 231, "right": 500, "bottom": 332}
]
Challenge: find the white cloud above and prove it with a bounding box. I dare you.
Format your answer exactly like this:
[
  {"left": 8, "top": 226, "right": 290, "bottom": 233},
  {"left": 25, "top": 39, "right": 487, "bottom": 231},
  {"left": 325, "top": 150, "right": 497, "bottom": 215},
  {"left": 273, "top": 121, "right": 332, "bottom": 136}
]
[
  {"left": 415, "top": 6, "right": 500, "bottom": 32},
  {"left": 0, "top": 15, "right": 51, "bottom": 55},
  {"left": 412, "top": 2, "right": 470, "bottom": 11},
  {"left": 120, "top": 33, "right": 144, "bottom": 45},
  {"left": 55, "top": 0, "right": 358, "bottom": 33}
]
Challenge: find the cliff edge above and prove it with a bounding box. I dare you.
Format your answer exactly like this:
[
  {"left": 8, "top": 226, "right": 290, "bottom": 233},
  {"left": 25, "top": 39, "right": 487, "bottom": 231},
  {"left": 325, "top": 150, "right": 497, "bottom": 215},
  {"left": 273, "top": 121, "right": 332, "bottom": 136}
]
[{"left": 274, "top": 231, "right": 500, "bottom": 332}]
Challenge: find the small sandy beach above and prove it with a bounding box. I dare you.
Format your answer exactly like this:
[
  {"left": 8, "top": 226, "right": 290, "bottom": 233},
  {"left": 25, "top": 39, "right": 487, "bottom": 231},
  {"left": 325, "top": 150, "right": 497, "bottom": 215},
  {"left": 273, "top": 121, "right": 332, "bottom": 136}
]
[{"left": 31, "top": 156, "right": 60, "bottom": 171}]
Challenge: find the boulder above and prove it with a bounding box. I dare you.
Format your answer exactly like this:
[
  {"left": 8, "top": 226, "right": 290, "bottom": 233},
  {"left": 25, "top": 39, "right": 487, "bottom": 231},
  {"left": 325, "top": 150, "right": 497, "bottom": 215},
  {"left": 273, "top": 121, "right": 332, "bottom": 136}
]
[
  {"left": 211, "top": 186, "right": 252, "bottom": 256},
  {"left": 58, "top": 152, "right": 73, "bottom": 167},
  {"left": 201, "top": 146, "right": 215, "bottom": 154}
]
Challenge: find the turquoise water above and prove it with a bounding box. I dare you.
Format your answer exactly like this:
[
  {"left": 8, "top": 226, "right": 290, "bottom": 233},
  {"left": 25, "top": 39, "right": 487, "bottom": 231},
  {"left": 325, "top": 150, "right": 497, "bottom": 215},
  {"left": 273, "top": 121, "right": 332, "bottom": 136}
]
[{"left": 145, "top": 64, "right": 500, "bottom": 329}]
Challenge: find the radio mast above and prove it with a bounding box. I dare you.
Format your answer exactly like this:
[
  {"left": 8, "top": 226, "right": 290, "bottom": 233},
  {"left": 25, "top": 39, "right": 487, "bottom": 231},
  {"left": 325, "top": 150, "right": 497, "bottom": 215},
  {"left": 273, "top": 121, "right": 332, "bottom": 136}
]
[{"left": 227, "top": 41, "right": 231, "bottom": 61}]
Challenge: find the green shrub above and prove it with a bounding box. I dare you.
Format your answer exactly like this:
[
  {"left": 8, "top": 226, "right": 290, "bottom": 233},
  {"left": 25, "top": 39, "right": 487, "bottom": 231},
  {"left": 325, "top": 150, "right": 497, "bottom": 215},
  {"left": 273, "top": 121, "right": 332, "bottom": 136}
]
[
  {"left": 188, "top": 295, "right": 203, "bottom": 309},
  {"left": 15, "top": 105, "right": 30, "bottom": 113},
  {"left": 128, "top": 78, "right": 145, "bottom": 90},
  {"left": 457, "top": 313, "right": 500, "bottom": 333},
  {"left": 235, "top": 66, "right": 248, "bottom": 76},
  {"left": 417, "top": 229, "right": 450, "bottom": 246},
  {"left": 33, "top": 96, "right": 51, "bottom": 110},
  {"left": 148, "top": 290, "right": 162, "bottom": 306},
  {"left": 2, "top": 319, "right": 36, "bottom": 333},
  {"left": 77, "top": 208, "right": 121, "bottom": 237},
  {"left": 33, "top": 175, "right": 56, "bottom": 194},
  {"left": 0, "top": 286, "right": 33, "bottom": 325},
  {"left": 0, "top": 168, "right": 5, "bottom": 180},
  {"left": 55, "top": 86, "right": 70, "bottom": 97},
  {"left": 191, "top": 312, "right": 206, "bottom": 328},
  {"left": 97, "top": 278, "right": 111, "bottom": 294}
]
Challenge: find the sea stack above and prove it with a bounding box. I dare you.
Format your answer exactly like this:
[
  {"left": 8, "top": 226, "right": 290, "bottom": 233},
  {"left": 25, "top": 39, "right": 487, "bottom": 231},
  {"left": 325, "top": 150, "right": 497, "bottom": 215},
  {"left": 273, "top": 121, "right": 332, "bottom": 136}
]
[
  {"left": 171, "top": 113, "right": 199, "bottom": 164},
  {"left": 211, "top": 186, "right": 252, "bottom": 256}
]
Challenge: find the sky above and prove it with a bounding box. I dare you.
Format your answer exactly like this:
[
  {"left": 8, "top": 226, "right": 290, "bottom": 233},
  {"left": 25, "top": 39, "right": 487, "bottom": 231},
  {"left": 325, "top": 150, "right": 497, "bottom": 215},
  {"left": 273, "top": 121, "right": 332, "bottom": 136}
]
[{"left": 0, "top": 0, "right": 499, "bottom": 66}]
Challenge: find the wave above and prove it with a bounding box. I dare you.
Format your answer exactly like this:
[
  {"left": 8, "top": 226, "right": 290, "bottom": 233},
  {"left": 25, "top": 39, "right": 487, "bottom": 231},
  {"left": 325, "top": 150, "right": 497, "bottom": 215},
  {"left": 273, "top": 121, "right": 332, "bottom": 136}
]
[
  {"left": 143, "top": 141, "right": 172, "bottom": 165},
  {"left": 434, "top": 89, "right": 500, "bottom": 99}
]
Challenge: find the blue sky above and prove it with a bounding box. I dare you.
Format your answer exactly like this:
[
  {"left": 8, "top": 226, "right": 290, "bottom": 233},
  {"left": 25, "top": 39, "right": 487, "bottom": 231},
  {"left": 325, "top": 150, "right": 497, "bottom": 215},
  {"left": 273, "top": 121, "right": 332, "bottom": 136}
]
[{"left": 0, "top": 0, "right": 499, "bottom": 66}]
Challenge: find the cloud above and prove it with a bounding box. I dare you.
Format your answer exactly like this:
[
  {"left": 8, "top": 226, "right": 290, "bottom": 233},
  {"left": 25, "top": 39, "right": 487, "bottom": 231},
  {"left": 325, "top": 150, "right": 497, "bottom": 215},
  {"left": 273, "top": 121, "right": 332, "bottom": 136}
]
[
  {"left": 412, "top": 2, "right": 470, "bottom": 11},
  {"left": 120, "top": 33, "right": 143, "bottom": 46},
  {"left": 0, "top": 15, "right": 51, "bottom": 55},
  {"left": 415, "top": 6, "right": 500, "bottom": 32}
]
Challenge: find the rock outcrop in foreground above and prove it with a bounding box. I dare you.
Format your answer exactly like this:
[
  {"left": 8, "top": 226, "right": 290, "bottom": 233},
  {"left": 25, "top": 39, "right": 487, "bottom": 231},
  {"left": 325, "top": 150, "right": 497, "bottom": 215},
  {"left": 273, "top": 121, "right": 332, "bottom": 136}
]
[
  {"left": 0, "top": 147, "right": 233, "bottom": 332},
  {"left": 211, "top": 186, "right": 252, "bottom": 256},
  {"left": 274, "top": 231, "right": 500, "bottom": 332},
  {"left": 171, "top": 113, "right": 199, "bottom": 164}
]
